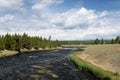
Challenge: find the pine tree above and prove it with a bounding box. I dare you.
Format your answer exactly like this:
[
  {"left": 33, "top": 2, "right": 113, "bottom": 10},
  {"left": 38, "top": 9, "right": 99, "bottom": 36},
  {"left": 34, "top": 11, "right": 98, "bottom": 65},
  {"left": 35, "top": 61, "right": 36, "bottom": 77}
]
[
  {"left": 4, "top": 33, "right": 14, "bottom": 50},
  {"left": 0, "top": 36, "right": 5, "bottom": 50},
  {"left": 111, "top": 39, "right": 115, "bottom": 44},
  {"left": 14, "top": 35, "right": 21, "bottom": 53},
  {"left": 115, "top": 36, "right": 120, "bottom": 44},
  {"left": 21, "top": 33, "right": 31, "bottom": 49},
  {"left": 101, "top": 38, "right": 104, "bottom": 44},
  {"left": 94, "top": 38, "right": 100, "bottom": 44}
]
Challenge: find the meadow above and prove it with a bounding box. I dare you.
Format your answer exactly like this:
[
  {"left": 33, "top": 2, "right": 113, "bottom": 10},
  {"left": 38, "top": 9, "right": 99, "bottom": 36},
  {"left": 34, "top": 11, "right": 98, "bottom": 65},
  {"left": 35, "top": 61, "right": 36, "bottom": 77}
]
[{"left": 70, "top": 44, "right": 120, "bottom": 80}]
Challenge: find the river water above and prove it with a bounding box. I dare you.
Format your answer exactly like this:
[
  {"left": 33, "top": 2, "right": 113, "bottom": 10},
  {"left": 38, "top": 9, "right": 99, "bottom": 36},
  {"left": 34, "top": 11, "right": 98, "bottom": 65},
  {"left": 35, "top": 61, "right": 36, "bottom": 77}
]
[{"left": 0, "top": 49, "right": 98, "bottom": 80}]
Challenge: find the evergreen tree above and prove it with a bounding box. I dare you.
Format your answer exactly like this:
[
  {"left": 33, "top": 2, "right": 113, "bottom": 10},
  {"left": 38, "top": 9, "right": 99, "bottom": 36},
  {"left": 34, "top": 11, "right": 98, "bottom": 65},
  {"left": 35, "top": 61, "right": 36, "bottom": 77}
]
[
  {"left": 48, "top": 36, "right": 51, "bottom": 48},
  {"left": 101, "top": 38, "right": 104, "bottom": 44},
  {"left": 0, "top": 36, "right": 5, "bottom": 50},
  {"left": 4, "top": 34, "right": 14, "bottom": 50},
  {"left": 21, "top": 33, "right": 31, "bottom": 49},
  {"left": 115, "top": 36, "right": 120, "bottom": 44},
  {"left": 14, "top": 35, "right": 21, "bottom": 53},
  {"left": 94, "top": 38, "right": 100, "bottom": 44},
  {"left": 111, "top": 39, "right": 115, "bottom": 44}
]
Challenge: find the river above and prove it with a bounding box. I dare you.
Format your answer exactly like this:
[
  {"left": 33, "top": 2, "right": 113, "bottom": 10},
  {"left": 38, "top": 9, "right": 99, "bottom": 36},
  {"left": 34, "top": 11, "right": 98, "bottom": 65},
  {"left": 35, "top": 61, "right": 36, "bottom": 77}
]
[{"left": 0, "top": 49, "right": 98, "bottom": 80}]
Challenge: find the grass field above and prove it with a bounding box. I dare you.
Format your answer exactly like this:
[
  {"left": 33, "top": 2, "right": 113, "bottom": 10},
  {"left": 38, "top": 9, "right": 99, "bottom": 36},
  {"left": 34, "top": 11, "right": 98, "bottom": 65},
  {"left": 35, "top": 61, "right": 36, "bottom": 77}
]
[
  {"left": 70, "top": 44, "right": 120, "bottom": 80},
  {"left": 79, "top": 44, "right": 120, "bottom": 73}
]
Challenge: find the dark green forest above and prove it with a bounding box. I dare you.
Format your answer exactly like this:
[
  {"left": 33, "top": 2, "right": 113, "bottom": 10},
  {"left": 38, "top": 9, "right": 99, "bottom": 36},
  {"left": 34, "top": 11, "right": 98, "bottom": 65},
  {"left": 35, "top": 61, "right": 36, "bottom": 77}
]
[
  {"left": 0, "top": 33, "right": 81, "bottom": 52},
  {"left": 0, "top": 33, "right": 119, "bottom": 52}
]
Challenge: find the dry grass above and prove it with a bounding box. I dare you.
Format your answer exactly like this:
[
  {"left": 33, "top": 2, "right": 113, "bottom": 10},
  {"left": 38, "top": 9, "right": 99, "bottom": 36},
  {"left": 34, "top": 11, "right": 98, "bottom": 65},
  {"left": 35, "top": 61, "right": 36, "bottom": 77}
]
[
  {"left": 0, "top": 50, "right": 18, "bottom": 58},
  {"left": 79, "top": 44, "right": 120, "bottom": 73}
]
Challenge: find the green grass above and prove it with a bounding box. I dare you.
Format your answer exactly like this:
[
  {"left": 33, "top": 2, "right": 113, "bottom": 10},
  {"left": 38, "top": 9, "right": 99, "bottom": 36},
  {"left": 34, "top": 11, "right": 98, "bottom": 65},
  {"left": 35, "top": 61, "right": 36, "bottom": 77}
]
[{"left": 70, "top": 51, "right": 120, "bottom": 80}]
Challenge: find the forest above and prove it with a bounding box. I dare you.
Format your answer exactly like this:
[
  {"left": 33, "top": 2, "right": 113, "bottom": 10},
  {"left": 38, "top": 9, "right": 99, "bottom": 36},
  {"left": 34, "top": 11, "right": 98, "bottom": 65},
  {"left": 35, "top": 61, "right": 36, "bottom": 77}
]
[
  {"left": 0, "top": 33, "right": 81, "bottom": 52},
  {"left": 0, "top": 33, "right": 119, "bottom": 52}
]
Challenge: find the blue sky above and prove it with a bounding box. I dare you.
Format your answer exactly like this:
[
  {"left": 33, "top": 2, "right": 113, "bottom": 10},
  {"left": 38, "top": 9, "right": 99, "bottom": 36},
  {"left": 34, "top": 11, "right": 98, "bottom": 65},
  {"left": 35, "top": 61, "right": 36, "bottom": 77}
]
[
  {"left": 83, "top": 0, "right": 120, "bottom": 11},
  {"left": 51, "top": 0, "right": 120, "bottom": 12},
  {"left": 0, "top": 0, "right": 120, "bottom": 40}
]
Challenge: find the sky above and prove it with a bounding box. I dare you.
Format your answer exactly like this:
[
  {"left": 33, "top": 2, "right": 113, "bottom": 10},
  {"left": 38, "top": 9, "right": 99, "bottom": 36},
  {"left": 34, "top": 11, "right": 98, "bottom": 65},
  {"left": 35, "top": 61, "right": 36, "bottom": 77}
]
[{"left": 0, "top": 0, "right": 120, "bottom": 40}]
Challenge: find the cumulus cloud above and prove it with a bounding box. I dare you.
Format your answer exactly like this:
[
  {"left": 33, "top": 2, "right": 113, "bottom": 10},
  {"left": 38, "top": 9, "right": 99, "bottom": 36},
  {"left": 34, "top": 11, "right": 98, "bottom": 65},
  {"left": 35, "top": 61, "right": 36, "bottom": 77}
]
[
  {"left": 34, "top": 7, "right": 120, "bottom": 40},
  {"left": 0, "top": 7, "right": 119, "bottom": 40},
  {"left": 32, "top": 0, "right": 64, "bottom": 10},
  {"left": 0, "top": 14, "right": 14, "bottom": 23},
  {"left": 0, "top": 0, "right": 23, "bottom": 11},
  {"left": 50, "top": 8, "right": 98, "bottom": 29}
]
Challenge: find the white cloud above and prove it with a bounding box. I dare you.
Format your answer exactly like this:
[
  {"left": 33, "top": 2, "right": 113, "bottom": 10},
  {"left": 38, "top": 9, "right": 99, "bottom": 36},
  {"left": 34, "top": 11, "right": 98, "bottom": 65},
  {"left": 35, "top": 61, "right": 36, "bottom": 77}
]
[
  {"left": 0, "top": 7, "right": 119, "bottom": 40},
  {"left": 0, "top": 14, "right": 14, "bottom": 23},
  {"left": 50, "top": 8, "right": 102, "bottom": 29},
  {"left": 0, "top": 0, "right": 23, "bottom": 11},
  {"left": 39, "top": 7, "right": 120, "bottom": 40},
  {"left": 99, "top": 11, "right": 108, "bottom": 17},
  {"left": 32, "top": 0, "right": 63, "bottom": 10}
]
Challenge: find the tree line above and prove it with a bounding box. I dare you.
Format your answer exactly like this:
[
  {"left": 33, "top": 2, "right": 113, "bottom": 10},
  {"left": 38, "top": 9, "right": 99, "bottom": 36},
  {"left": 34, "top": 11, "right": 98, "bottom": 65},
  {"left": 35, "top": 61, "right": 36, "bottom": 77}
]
[
  {"left": 94, "top": 36, "right": 120, "bottom": 44},
  {"left": 0, "top": 33, "right": 67, "bottom": 52},
  {"left": 0, "top": 33, "right": 119, "bottom": 52}
]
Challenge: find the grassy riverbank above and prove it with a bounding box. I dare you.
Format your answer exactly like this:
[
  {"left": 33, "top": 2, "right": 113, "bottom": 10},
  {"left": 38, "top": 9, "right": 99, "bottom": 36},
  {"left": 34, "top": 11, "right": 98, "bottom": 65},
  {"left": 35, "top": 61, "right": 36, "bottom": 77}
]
[
  {"left": 70, "top": 45, "right": 120, "bottom": 80},
  {"left": 80, "top": 44, "right": 120, "bottom": 73}
]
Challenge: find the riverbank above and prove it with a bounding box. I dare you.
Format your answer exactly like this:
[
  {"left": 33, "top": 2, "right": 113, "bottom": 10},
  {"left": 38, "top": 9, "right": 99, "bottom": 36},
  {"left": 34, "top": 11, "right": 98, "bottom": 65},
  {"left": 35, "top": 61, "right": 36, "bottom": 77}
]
[
  {"left": 79, "top": 44, "right": 120, "bottom": 73},
  {"left": 0, "top": 50, "right": 18, "bottom": 58},
  {"left": 0, "top": 47, "right": 61, "bottom": 59},
  {"left": 70, "top": 44, "right": 120, "bottom": 80}
]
